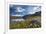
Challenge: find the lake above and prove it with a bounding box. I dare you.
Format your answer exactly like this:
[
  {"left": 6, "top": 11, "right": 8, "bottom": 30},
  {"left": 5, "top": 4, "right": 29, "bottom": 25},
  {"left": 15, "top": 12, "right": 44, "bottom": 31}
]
[{"left": 11, "top": 18, "right": 25, "bottom": 22}]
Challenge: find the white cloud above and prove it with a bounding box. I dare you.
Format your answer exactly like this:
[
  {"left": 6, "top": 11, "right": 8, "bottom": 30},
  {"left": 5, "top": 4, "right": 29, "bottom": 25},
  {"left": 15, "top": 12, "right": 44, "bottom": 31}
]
[
  {"left": 11, "top": 6, "right": 41, "bottom": 16},
  {"left": 28, "top": 12, "right": 35, "bottom": 14},
  {"left": 33, "top": 7, "right": 41, "bottom": 12},
  {"left": 28, "top": 7, "right": 41, "bottom": 14},
  {"left": 15, "top": 7, "right": 26, "bottom": 12}
]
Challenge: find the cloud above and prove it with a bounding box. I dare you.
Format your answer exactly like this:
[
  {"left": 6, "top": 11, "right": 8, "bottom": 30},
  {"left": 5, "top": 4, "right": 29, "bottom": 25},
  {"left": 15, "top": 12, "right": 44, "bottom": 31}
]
[
  {"left": 10, "top": 5, "right": 41, "bottom": 16},
  {"left": 28, "top": 12, "right": 35, "bottom": 14},
  {"left": 15, "top": 7, "right": 26, "bottom": 12},
  {"left": 33, "top": 6, "right": 41, "bottom": 12},
  {"left": 27, "top": 6, "right": 41, "bottom": 14}
]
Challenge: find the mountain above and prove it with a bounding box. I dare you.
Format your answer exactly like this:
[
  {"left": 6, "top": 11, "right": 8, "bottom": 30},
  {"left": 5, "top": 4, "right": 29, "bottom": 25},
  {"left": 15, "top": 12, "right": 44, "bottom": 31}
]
[
  {"left": 32, "top": 11, "right": 41, "bottom": 16},
  {"left": 23, "top": 11, "right": 41, "bottom": 19},
  {"left": 10, "top": 11, "right": 41, "bottom": 19},
  {"left": 10, "top": 16, "right": 23, "bottom": 19}
]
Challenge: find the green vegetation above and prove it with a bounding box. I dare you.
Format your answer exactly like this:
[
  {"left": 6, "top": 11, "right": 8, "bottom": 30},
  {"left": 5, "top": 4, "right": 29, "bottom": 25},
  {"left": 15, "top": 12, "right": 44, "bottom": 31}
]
[{"left": 10, "top": 16, "right": 41, "bottom": 29}]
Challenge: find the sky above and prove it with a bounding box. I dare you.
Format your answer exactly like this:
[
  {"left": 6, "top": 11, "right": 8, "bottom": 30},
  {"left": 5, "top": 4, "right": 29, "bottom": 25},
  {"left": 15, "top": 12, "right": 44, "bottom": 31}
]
[{"left": 10, "top": 5, "right": 41, "bottom": 16}]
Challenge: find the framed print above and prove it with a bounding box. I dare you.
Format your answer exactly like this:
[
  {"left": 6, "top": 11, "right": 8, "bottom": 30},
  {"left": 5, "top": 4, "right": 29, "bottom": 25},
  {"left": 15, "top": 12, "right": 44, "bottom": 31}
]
[
  {"left": 6, "top": 2, "right": 42, "bottom": 29},
  {"left": 9, "top": 3, "right": 41, "bottom": 29},
  {"left": 5, "top": 2, "right": 43, "bottom": 34}
]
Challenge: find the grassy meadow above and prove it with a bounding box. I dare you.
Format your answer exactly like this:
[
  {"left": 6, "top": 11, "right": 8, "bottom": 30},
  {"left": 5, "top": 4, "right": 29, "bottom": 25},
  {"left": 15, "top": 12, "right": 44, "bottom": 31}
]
[{"left": 10, "top": 16, "right": 41, "bottom": 29}]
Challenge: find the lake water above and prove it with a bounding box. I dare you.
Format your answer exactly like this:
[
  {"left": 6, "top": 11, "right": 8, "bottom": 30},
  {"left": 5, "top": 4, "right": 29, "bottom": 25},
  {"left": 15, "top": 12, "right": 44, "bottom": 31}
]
[{"left": 11, "top": 18, "right": 25, "bottom": 22}]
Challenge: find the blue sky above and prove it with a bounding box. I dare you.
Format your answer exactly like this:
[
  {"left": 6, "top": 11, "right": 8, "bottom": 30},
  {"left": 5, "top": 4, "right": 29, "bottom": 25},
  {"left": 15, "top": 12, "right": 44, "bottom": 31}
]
[{"left": 10, "top": 5, "right": 41, "bottom": 16}]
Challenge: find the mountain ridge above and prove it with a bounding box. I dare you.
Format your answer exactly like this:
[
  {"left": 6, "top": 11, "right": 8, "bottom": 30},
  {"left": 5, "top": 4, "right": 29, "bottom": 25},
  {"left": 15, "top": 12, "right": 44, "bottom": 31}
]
[{"left": 23, "top": 11, "right": 41, "bottom": 19}]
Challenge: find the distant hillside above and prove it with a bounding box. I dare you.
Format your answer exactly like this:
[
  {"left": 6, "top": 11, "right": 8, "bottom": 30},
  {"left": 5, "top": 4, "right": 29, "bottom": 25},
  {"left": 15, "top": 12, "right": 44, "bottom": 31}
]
[
  {"left": 23, "top": 11, "right": 41, "bottom": 19},
  {"left": 10, "top": 16, "right": 23, "bottom": 19},
  {"left": 10, "top": 11, "right": 41, "bottom": 19},
  {"left": 32, "top": 11, "right": 41, "bottom": 16}
]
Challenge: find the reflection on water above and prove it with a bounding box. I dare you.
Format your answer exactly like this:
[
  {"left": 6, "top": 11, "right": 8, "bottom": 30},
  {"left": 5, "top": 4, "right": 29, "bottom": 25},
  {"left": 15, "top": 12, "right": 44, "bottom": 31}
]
[{"left": 11, "top": 18, "right": 25, "bottom": 22}]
